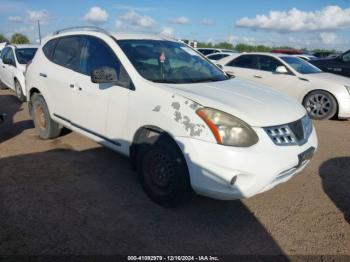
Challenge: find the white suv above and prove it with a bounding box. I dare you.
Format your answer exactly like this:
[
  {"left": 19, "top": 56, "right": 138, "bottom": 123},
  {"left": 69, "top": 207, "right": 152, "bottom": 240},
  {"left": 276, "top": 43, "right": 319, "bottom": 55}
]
[
  {"left": 0, "top": 44, "right": 38, "bottom": 101},
  {"left": 26, "top": 27, "right": 318, "bottom": 207}
]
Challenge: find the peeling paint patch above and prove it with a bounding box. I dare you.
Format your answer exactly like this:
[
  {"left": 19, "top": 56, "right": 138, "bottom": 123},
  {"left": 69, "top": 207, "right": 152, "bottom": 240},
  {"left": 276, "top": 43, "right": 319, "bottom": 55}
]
[
  {"left": 171, "top": 102, "right": 180, "bottom": 110},
  {"left": 174, "top": 111, "right": 182, "bottom": 122},
  {"left": 182, "top": 116, "right": 203, "bottom": 137},
  {"left": 152, "top": 105, "right": 161, "bottom": 112}
]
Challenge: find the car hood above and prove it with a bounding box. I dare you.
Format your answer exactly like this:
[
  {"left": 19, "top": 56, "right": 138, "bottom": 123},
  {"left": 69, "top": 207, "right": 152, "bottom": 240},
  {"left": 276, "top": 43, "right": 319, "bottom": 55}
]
[
  {"left": 161, "top": 78, "right": 305, "bottom": 127},
  {"left": 305, "top": 72, "right": 350, "bottom": 86}
]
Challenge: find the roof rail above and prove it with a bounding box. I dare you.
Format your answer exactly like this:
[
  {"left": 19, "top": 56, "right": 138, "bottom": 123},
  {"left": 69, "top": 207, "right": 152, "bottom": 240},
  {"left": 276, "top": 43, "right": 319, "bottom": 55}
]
[{"left": 53, "top": 26, "right": 110, "bottom": 36}]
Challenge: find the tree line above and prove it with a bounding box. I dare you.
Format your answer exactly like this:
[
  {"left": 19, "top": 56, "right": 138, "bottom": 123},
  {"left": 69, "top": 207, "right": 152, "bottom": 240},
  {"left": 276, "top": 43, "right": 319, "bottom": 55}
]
[
  {"left": 196, "top": 41, "right": 337, "bottom": 54},
  {"left": 0, "top": 33, "right": 30, "bottom": 44}
]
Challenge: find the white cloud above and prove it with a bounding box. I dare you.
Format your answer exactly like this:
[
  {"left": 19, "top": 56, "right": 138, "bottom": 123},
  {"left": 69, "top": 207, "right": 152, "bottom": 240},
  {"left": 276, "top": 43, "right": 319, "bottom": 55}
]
[
  {"left": 161, "top": 27, "right": 174, "bottom": 36},
  {"left": 116, "top": 11, "right": 155, "bottom": 29},
  {"left": 115, "top": 4, "right": 155, "bottom": 12},
  {"left": 168, "top": 16, "right": 189, "bottom": 25},
  {"left": 236, "top": 5, "right": 350, "bottom": 32},
  {"left": 83, "top": 6, "right": 108, "bottom": 24},
  {"left": 8, "top": 16, "right": 23, "bottom": 23},
  {"left": 27, "top": 10, "right": 50, "bottom": 24},
  {"left": 199, "top": 19, "right": 214, "bottom": 26},
  {"left": 319, "top": 32, "right": 337, "bottom": 44}
]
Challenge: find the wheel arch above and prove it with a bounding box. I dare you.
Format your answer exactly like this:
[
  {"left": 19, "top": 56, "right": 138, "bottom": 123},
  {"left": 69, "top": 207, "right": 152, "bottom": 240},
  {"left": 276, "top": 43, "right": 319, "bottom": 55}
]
[
  {"left": 28, "top": 87, "right": 41, "bottom": 117},
  {"left": 129, "top": 125, "right": 182, "bottom": 170}
]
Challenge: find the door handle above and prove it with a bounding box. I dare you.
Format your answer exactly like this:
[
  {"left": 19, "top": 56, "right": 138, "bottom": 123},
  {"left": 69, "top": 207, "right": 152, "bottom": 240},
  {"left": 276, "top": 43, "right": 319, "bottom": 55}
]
[
  {"left": 69, "top": 84, "right": 74, "bottom": 88},
  {"left": 254, "top": 75, "right": 263, "bottom": 79},
  {"left": 39, "top": 73, "right": 47, "bottom": 78},
  {"left": 2, "top": 66, "right": 4, "bottom": 68}
]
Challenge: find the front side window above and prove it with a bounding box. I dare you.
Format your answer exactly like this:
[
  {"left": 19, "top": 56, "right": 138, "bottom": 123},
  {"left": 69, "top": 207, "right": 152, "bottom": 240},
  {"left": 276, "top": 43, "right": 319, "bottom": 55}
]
[
  {"left": 257, "top": 55, "right": 283, "bottom": 72},
  {"left": 15, "top": 48, "right": 37, "bottom": 64},
  {"left": 227, "top": 55, "right": 258, "bottom": 70},
  {"left": 52, "top": 36, "right": 84, "bottom": 71},
  {"left": 117, "top": 40, "right": 228, "bottom": 84},
  {"left": 281, "top": 57, "right": 322, "bottom": 74},
  {"left": 342, "top": 51, "right": 350, "bottom": 62},
  {"left": 80, "top": 36, "right": 131, "bottom": 88}
]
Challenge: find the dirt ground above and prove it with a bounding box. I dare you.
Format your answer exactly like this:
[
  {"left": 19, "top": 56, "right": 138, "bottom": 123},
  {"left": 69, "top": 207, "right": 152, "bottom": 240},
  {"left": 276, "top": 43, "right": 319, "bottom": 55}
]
[{"left": 0, "top": 89, "right": 349, "bottom": 256}]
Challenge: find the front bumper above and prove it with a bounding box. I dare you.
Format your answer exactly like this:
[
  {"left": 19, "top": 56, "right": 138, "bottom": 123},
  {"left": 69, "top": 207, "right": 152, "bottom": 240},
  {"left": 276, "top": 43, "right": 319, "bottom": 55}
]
[
  {"left": 176, "top": 127, "right": 318, "bottom": 200},
  {"left": 338, "top": 97, "right": 350, "bottom": 118}
]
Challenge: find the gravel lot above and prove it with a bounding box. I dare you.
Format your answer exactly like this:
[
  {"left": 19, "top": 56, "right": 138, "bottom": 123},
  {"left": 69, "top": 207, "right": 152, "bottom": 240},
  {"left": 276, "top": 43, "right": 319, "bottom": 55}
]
[{"left": 0, "top": 89, "right": 349, "bottom": 256}]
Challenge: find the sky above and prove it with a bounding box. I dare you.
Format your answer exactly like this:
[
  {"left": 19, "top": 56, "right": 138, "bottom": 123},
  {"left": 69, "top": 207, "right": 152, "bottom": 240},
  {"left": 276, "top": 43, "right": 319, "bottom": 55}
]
[{"left": 0, "top": 0, "right": 350, "bottom": 51}]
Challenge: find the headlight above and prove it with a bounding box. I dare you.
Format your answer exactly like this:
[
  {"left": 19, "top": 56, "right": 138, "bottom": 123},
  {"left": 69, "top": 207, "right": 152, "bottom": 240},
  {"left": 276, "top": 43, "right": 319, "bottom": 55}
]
[
  {"left": 345, "top": 85, "right": 350, "bottom": 96},
  {"left": 196, "top": 107, "right": 259, "bottom": 147}
]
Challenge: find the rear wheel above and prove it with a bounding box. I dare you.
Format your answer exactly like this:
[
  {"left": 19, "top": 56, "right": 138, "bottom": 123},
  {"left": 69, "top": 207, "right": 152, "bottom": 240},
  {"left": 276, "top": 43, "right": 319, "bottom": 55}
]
[
  {"left": 303, "top": 91, "right": 337, "bottom": 120},
  {"left": 15, "top": 80, "right": 26, "bottom": 102},
  {"left": 32, "top": 94, "right": 61, "bottom": 139},
  {"left": 136, "top": 130, "right": 192, "bottom": 207}
]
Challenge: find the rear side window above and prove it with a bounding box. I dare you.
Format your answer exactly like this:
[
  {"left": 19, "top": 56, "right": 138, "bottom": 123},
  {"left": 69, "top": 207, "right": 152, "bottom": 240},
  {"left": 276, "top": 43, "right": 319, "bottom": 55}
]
[
  {"left": 227, "top": 55, "right": 258, "bottom": 69},
  {"left": 209, "top": 54, "right": 228, "bottom": 61},
  {"left": 1, "top": 47, "right": 9, "bottom": 60},
  {"left": 80, "top": 36, "right": 132, "bottom": 89},
  {"left": 52, "top": 36, "right": 84, "bottom": 72},
  {"left": 43, "top": 39, "right": 58, "bottom": 60}
]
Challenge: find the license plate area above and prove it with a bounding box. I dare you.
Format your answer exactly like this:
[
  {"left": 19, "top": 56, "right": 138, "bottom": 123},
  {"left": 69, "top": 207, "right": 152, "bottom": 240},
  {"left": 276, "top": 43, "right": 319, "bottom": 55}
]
[{"left": 297, "top": 147, "right": 315, "bottom": 167}]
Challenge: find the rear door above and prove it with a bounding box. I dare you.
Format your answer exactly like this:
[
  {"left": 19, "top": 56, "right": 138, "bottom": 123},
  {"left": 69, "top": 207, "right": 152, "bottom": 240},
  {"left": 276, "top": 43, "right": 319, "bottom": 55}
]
[
  {"left": 0, "top": 47, "right": 9, "bottom": 84},
  {"left": 44, "top": 36, "right": 85, "bottom": 122},
  {"left": 1, "top": 48, "right": 17, "bottom": 88},
  {"left": 223, "top": 54, "right": 260, "bottom": 81}
]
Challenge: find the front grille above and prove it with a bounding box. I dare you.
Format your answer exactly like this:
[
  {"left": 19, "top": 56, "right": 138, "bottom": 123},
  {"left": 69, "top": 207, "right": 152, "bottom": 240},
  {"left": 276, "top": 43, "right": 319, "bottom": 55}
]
[{"left": 264, "top": 115, "right": 312, "bottom": 146}]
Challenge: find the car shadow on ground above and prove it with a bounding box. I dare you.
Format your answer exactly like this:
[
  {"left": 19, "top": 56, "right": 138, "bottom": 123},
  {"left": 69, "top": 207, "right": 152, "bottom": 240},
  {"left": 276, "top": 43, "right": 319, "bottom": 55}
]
[
  {"left": 319, "top": 157, "right": 350, "bottom": 224},
  {"left": 0, "top": 95, "right": 33, "bottom": 144},
  {"left": 0, "top": 146, "right": 287, "bottom": 257}
]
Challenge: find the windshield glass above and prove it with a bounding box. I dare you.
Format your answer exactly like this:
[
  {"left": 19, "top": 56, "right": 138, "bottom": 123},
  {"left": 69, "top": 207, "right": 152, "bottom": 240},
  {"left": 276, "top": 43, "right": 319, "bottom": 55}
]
[
  {"left": 117, "top": 40, "right": 229, "bottom": 83},
  {"left": 281, "top": 56, "right": 322, "bottom": 74},
  {"left": 15, "top": 48, "right": 37, "bottom": 64}
]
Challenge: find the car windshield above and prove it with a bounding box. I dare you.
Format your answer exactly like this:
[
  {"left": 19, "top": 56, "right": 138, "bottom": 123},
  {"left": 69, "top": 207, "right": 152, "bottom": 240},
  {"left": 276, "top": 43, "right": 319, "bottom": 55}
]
[
  {"left": 15, "top": 48, "right": 37, "bottom": 64},
  {"left": 117, "top": 40, "right": 229, "bottom": 83},
  {"left": 281, "top": 56, "right": 322, "bottom": 74}
]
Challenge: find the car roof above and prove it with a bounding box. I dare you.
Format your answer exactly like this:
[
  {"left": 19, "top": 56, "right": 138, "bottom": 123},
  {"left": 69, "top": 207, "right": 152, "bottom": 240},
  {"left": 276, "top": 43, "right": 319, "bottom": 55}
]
[
  {"left": 46, "top": 29, "right": 177, "bottom": 42},
  {"left": 231, "top": 52, "right": 293, "bottom": 58},
  {"left": 207, "top": 52, "right": 233, "bottom": 56},
  {"left": 112, "top": 32, "right": 176, "bottom": 41},
  {"left": 7, "top": 44, "right": 39, "bottom": 49}
]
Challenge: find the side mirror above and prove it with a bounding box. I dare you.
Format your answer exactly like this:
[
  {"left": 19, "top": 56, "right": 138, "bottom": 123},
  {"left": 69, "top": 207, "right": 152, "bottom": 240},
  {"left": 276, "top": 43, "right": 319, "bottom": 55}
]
[
  {"left": 275, "top": 66, "right": 288, "bottom": 74},
  {"left": 91, "top": 67, "right": 118, "bottom": 84},
  {"left": 2, "top": 58, "right": 10, "bottom": 65}
]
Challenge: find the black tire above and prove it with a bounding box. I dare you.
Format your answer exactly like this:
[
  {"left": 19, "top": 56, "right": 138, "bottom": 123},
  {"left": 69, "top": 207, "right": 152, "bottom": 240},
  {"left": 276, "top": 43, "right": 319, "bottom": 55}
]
[
  {"left": 136, "top": 130, "right": 192, "bottom": 207},
  {"left": 15, "top": 80, "right": 26, "bottom": 102},
  {"left": 303, "top": 90, "right": 337, "bottom": 120},
  {"left": 32, "top": 94, "right": 61, "bottom": 140}
]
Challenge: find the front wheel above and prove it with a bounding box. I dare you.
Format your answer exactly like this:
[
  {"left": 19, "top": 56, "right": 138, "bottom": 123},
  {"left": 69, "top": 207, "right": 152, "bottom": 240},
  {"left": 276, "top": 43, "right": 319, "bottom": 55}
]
[
  {"left": 303, "top": 91, "right": 337, "bottom": 120},
  {"left": 15, "top": 80, "right": 26, "bottom": 102},
  {"left": 136, "top": 131, "right": 192, "bottom": 207},
  {"left": 32, "top": 94, "right": 61, "bottom": 140}
]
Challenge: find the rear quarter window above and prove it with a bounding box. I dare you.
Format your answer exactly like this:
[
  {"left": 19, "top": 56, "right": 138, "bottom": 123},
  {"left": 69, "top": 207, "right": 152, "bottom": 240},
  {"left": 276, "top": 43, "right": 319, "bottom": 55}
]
[{"left": 43, "top": 39, "right": 58, "bottom": 60}]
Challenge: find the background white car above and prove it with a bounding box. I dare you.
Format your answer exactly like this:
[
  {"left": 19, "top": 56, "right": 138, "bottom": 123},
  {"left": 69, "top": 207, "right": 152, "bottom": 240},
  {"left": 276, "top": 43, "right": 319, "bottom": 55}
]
[
  {"left": 206, "top": 52, "right": 238, "bottom": 62},
  {"left": 0, "top": 44, "right": 38, "bottom": 101},
  {"left": 196, "top": 48, "right": 237, "bottom": 56},
  {"left": 219, "top": 53, "right": 350, "bottom": 120}
]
